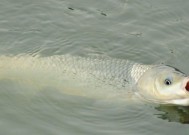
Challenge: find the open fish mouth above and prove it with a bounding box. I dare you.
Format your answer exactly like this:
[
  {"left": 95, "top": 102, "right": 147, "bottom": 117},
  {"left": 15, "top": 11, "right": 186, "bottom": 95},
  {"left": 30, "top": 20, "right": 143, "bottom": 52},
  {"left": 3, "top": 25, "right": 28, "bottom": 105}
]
[
  {"left": 182, "top": 78, "right": 189, "bottom": 93},
  {"left": 185, "top": 81, "right": 189, "bottom": 92}
]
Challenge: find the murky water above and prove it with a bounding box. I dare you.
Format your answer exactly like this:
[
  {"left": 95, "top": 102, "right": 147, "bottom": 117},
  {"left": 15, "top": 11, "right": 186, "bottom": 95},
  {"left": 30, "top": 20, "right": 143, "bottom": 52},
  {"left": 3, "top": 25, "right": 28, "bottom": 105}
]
[{"left": 0, "top": 0, "right": 189, "bottom": 135}]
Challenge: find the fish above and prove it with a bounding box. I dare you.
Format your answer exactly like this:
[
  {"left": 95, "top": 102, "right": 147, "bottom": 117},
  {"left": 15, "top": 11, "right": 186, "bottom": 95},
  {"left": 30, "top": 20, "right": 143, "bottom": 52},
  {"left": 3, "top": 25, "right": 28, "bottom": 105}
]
[{"left": 0, "top": 54, "right": 189, "bottom": 106}]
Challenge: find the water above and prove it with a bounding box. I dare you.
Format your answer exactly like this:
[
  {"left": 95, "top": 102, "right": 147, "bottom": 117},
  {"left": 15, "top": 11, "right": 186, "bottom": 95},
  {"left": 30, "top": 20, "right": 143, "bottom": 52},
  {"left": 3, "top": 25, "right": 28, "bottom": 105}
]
[{"left": 0, "top": 0, "right": 189, "bottom": 135}]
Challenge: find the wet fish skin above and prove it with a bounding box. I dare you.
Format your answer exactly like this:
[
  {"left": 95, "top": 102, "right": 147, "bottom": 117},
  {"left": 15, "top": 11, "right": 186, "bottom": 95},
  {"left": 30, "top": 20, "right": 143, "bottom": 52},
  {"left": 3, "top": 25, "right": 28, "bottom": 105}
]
[
  {"left": 0, "top": 55, "right": 152, "bottom": 87},
  {"left": 0, "top": 55, "right": 152, "bottom": 97},
  {"left": 0, "top": 54, "right": 188, "bottom": 105}
]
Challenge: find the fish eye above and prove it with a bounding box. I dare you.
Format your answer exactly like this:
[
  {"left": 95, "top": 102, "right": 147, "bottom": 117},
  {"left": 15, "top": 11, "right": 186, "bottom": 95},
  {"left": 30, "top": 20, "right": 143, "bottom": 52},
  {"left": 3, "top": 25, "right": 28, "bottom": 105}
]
[{"left": 164, "top": 78, "right": 172, "bottom": 85}]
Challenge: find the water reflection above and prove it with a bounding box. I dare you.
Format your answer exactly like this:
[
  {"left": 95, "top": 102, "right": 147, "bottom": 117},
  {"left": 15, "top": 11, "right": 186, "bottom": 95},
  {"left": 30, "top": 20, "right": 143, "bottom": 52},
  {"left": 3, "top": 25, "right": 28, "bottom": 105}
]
[{"left": 155, "top": 105, "right": 189, "bottom": 124}]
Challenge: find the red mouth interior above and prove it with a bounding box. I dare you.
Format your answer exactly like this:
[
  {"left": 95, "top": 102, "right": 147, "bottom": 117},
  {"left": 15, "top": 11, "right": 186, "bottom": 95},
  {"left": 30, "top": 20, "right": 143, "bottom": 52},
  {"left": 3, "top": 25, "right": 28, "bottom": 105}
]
[{"left": 185, "top": 81, "right": 189, "bottom": 92}]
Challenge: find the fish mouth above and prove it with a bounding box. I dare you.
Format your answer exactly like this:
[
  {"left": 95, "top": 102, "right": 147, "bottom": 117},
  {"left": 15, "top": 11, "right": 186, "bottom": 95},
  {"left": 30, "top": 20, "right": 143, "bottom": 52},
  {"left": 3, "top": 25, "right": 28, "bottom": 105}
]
[{"left": 185, "top": 80, "right": 189, "bottom": 92}]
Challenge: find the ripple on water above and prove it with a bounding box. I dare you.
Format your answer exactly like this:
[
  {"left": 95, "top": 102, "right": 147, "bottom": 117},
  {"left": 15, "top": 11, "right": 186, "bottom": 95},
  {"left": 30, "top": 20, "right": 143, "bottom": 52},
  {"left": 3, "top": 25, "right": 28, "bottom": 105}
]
[{"left": 1, "top": 0, "right": 189, "bottom": 135}]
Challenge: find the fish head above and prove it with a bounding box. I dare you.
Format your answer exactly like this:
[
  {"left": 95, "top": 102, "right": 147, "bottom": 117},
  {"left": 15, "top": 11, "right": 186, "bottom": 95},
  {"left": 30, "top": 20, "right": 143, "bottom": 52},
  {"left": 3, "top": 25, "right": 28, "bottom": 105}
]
[{"left": 137, "top": 65, "right": 189, "bottom": 106}]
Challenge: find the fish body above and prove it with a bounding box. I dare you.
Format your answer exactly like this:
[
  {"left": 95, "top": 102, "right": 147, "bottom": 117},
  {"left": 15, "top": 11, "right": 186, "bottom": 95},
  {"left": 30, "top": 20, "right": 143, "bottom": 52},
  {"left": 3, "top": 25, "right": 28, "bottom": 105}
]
[{"left": 0, "top": 54, "right": 189, "bottom": 105}]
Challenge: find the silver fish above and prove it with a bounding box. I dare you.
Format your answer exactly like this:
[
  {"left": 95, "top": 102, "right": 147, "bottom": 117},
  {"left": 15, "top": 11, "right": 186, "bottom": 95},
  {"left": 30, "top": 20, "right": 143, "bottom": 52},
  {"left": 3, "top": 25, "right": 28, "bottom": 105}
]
[{"left": 0, "top": 54, "right": 189, "bottom": 106}]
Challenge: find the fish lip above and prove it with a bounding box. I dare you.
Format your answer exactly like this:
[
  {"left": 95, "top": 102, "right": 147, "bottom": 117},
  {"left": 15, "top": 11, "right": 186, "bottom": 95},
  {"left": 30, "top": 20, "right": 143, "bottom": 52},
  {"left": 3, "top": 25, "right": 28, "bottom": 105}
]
[
  {"left": 167, "top": 98, "right": 189, "bottom": 106},
  {"left": 135, "top": 92, "right": 189, "bottom": 106}
]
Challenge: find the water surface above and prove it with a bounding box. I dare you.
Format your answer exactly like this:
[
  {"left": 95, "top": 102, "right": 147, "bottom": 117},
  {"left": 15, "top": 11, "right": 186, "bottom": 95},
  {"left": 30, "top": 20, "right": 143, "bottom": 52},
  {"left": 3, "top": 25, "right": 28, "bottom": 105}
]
[{"left": 0, "top": 0, "right": 189, "bottom": 135}]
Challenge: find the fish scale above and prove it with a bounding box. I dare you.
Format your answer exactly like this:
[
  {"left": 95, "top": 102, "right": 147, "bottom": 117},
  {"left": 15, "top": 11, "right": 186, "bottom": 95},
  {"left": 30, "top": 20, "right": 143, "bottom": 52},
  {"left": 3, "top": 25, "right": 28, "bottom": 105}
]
[
  {"left": 0, "top": 55, "right": 154, "bottom": 96},
  {"left": 47, "top": 55, "right": 153, "bottom": 87}
]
